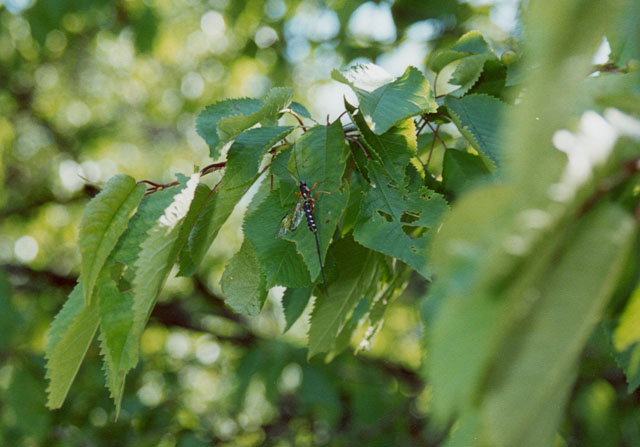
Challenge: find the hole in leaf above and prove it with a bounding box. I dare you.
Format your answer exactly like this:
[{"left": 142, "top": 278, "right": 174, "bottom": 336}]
[
  {"left": 400, "top": 211, "right": 421, "bottom": 224},
  {"left": 377, "top": 210, "right": 394, "bottom": 222}
]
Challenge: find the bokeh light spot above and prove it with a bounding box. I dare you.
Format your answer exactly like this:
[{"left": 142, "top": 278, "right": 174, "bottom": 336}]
[{"left": 14, "top": 235, "right": 38, "bottom": 263}]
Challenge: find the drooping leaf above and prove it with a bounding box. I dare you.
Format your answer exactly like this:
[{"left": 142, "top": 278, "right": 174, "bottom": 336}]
[
  {"left": 480, "top": 204, "right": 637, "bottom": 447},
  {"left": 308, "top": 235, "right": 379, "bottom": 358},
  {"left": 78, "top": 174, "right": 145, "bottom": 305},
  {"left": 282, "top": 287, "right": 312, "bottom": 332},
  {"left": 176, "top": 183, "right": 214, "bottom": 276},
  {"left": 46, "top": 283, "right": 100, "bottom": 409},
  {"left": 126, "top": 173, "right": 200, "bottom": 367},
  {"left": 345, "top": 98, "right": 417, "bottom": 179},
  {"left": 220, "top": 239, "right": 268, "bottom": 316},
  {"left": 333, "top": 64, "right": 437, "bottom": 134},
  {"left": 353, "top": 161, "right": 448, "bottom": 279},
  {"left": 445, "top": 94, "right": 505, "bottom": 165},
  {"left": 186, "top": 126, "right": 294, "bottom": 272},
  {"left": 244, "top": 190, "right": 311, "bottom": 288},
  {"left": 330, "top": 297, "right": 372, "bottom": 359},
  {"left": 96, "top": 263, "right": 135, "bottom": 416}
]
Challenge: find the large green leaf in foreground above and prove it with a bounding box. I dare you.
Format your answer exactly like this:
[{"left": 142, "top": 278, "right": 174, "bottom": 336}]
[{"left": 480, "top": 204, "right": 636, "bottom": 446}]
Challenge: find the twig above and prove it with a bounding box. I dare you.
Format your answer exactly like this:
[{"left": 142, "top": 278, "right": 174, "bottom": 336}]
[
  {"left": 425, "top": 123, "right": 441, "bottom": 169},
  {"left": 139, "top": 162, "right": 227, "bottom": 195},
  {"left": 282, "top": 108, "right": 307, "bottom": 132}
]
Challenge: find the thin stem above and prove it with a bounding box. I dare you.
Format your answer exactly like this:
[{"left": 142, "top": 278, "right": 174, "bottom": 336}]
[
  {"left": 416, "top": 115, "right": 429, "bottom": 136},
  {"left": 332, "top": 110, "right": 348, "bottom": 125},
  {"left": 426, "top": 121, "right": 447, "bottom": 150},
  {"left": 425, "top": 123, "right": 441, "bottom": 169},
  {"left": 282, "top": 108, "right": 307, "bottom": 132},
  {"left": 139, "top": 161, "right": 226, "bottom": 195},
  {"left": 345, "top": 135, "right": 370, "bottom": 158}
]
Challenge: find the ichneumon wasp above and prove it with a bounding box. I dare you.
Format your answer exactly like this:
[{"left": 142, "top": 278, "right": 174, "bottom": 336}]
[{"left": 273, "top": 145, "right": 329, "bottom": 296}]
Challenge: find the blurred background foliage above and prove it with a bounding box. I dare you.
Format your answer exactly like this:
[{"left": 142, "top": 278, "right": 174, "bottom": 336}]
[{"left": 3, "top": 0, "right": 635, "bottom": 446}]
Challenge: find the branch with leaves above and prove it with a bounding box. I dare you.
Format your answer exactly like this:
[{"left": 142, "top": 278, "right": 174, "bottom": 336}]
[{"left": 43, "top": 25, "right": 640, "bottom": 447}]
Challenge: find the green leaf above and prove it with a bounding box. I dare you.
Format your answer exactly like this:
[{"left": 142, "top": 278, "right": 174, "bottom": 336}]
[
  {"left": 353, "top": 162, "right": 448, "bottom": 279},
  {"left": 126, "top": 173, "right": 200, "bottom": 366},
  {"left": 428, "top": 31, "right": 492, "bottom": 72},
  {"left": 445, "top": 94, "right": 505, "bottom": 164},
  {"left": 46, "top": 283, "right": 100, "bottom": 409},
  {"left": 308, "top": 235, "right": 379, "bottom": 358},
  {"left": 96, "top": 263, "right": 135, "bottom": 416},
  {"left": 283, "top": 186, "right": 349, "bottom": 283},
  {"left": 78, "top": 174, "right": 145, "bottom": 305},
  {"left": 480, "top": 204, "right": 637, "bottom": 447},
  {"left": 333, "top": 64, "right": 437, "bottom": 134},
  {"left": 220, "top": 239, "right": 268, "bottom": 316},
  {"left": 217, "top": 87, "right": 294, "bottom": 144},
  {"left": 282, "top": 287, "right": 312, "bottom": 332},
  {"left": 345, "top": 98, "right": 417, "bottom": 179},
  {"left": 244, "top": 190, "right": 311, "bottom": 288},
  {"left": 196, "top": 98, "right": 262, "bottom": 159},
  {"left": 187, "top": 126, "right": 294, "bottom": 272},
  {"left": 614, "top": 282, "right": 640, "bottom": 352},
  {"left": 290, "top": 101, "right": 312, "bottom": 119},
  {"left": 196, "top": 88, "right": 293, "bottom": 159},
  {"left": 448, "top": 54, "right": 491, "bottom": 97},
  {"left": 278, "top": 120, "right": 347, "bottom": 193},
  {"left": 610, "top": 336, "right": 640, "bottom": 393},
  {"left": 442, "top": 149, "right": 492, "bottom": 195},
  {"left": 176, "top": 183, "right": 214, "bottom": 276},
  {"left": 111, "top": 185, "right": 185, "bottom": 269}
]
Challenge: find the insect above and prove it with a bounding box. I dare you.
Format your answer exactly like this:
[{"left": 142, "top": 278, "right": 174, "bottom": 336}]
[{"left": 275, "top": 149, "right": 329, "bottom": 297}]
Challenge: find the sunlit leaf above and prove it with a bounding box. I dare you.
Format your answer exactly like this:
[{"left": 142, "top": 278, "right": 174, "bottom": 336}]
[
  {"left": 614, "top": 283, "right": 640, "bottom": 352},
  {"left": 333, "top": 64, "right": 437, "bottom": 134}
]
